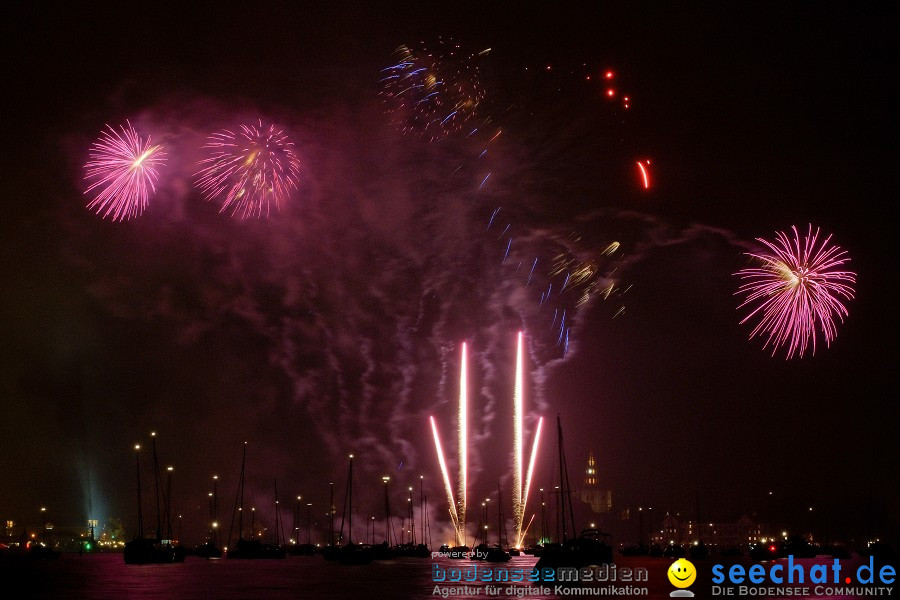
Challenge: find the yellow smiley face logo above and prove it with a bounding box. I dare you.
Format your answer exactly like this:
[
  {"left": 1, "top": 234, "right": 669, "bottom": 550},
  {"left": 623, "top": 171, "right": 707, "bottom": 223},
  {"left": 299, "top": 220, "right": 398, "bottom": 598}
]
[{"left": 667, "top": 558, "right": 697, "bottom": 588}]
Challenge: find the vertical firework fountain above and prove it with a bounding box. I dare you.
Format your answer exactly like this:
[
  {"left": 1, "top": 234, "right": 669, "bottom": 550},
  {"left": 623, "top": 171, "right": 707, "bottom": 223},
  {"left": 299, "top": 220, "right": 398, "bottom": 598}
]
[
  {"left": 429, "top": 342, "right": 468, "bottom": 546},
  {"left": 430, "top": 335, "right": 543, "bottom": 549},
  {"left": 513, "top": 331, "right": 543, "bottom": 549},
  {"left": 457, "top": 342, "right": 467, "bottom": 543}
]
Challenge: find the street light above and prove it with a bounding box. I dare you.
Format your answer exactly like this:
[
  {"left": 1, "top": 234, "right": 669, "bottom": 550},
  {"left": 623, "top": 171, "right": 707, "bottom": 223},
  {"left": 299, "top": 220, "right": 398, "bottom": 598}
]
[{"left": 40, "top": 507, "right": 47, "bottom": 543}]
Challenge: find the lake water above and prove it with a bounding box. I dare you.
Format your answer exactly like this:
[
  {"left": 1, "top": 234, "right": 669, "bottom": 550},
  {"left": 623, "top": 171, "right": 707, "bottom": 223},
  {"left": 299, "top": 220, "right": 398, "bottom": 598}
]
[{"left": 1, "top": 552, "right": 892, "bottom": 599}]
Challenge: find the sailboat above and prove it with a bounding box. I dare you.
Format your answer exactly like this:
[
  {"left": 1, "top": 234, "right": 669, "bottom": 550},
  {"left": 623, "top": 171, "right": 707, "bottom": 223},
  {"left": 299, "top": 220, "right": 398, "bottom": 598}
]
[
  {"left": 225, "top": 443, "right": 286, "bottom": 559},
  {"left": 371, "top": 475, "right": 396, "bottom": 560},
  {"left": 195, "top": 475, "right": 222, "bottom": 558},
  {"left": 534, "top": 416, "right": 612, "bottom": 575},
  {"left": 335, "top": 454, "right": 373, "bottom": 565},
  {"left": 124, "top": 433, "right": 182, "bottom": 564},
  {"left": 484, "top": 484, "right": 511, "bottom": 563},
  {"left": 322, "top": 481, "right": 340, "bottom": 561},
  {"left": 286, "top": 496, "right": 316, "bottom": 556}
]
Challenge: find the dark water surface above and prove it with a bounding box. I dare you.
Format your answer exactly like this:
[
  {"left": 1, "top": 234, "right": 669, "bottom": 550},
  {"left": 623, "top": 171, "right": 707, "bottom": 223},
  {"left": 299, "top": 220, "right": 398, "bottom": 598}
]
[{"left": 2, "top": 553, "right": 891, "bottom": 599}]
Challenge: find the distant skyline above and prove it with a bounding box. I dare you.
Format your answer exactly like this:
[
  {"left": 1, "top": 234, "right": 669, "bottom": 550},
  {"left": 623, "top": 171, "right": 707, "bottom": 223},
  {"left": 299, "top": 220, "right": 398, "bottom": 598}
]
[{"left": 1, "top": 3, "right": 897, "bottom": 549}]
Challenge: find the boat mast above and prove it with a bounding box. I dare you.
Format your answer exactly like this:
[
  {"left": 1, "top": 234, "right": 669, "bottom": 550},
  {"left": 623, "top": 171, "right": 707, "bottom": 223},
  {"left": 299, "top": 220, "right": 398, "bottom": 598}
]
[
  {"left": 540, "top": 488, "right": 545, "bottom": 544},
  {"left": 419, "top": 476, "right": 425, "bottom": 547},
  {"left": 482, "top": 500, "right": 488, "bottom": 546},
  {"left": 134, "top": 444, "right": 143, "bottom": 539},
  {"left": 383, "top": 476, "right": 392, "bottom": 546},
  {"left": 165, "top": 466, "right": 174, "bottom": 540},
  {"left": 562, "top": 418, "right": 577, "bottom": 540},
  {"left": 497, "top": 483, "right": 503, "bottom": 547},
  {"left": 293, "top": 496, "right": 300, "bottom": 546},
  {"left": 151, "top": 432, "right": 162, "bottom": 540},
  {"left": 273, "top": 479, "right": 281, "bottom": 546},
  {"left": 348, "top": 455, "right": 353, "bottom": 544},
  {"left": 557, "top": 416, "right": 566, "bottom": 542},
  {"left": 328, "top": 482, "right": 334, "bottom": 546},
  {"left": 213, "top": 475, "right": 218, "bottom": 546},
  {"left": 407, "top": 487, "right": 414, "bottom": 545},
  {"left": 337, "top": 455, "right": 352, "bottom": 545},
  {"left": 238, "top": 442, "right": 247, "bottom": 540},
  {"left": 425, "top": 493, "right": 432, "bottom": 548},
  {"left": 555, "top": 415, "right": 576, "bottom": 543}
]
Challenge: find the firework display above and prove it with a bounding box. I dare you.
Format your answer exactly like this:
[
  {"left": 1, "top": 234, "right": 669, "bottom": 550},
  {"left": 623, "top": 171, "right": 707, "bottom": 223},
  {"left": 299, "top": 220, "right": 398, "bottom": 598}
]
[
  {"left": 636, "top": 160, "right": 651, "bottom": 189},
  {"left": 83, "top": 121, "right": 166, "bottom": 221},
  {"left": 380, "top": 38, "right": 486, "bottom": 141},
  {"left": 432, "top": 336, "right": 544, "bottom": 549},
  {"left": 457, "top": 342, "right": 468, "bottom": 543},
  {"left": 512, "top": 331, "right": 542, "bottom": 550},
  {"left": 513, "top": 332, "right": 524, "bottom": 537},
  {"left": 61, "top": 15, "right": 877, "bottom": 565},
  {"left": 735, "top": 225, "right": 856, "bottom": 359},
  {"left": 430, "top": 343, "right": 468, "bottom": 546},
  {"left": 485, "top": 208, "right": 625, "bottom": 359},
  {"left": 195, "top": 120, "right": 301, "bottom": 218},
  {"left": 430, "top": 416, "right": 460, "bottom": 537}
]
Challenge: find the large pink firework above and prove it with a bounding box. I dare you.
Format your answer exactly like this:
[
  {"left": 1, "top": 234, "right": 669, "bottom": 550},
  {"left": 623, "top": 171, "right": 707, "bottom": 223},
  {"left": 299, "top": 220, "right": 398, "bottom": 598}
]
[
  {"left": 195, "top": 120, "right": 301, "bottom": 218},
  {"left": 83, "top": 121, "right": 166, "bottom": 221},
  {"left": 735, "top": 224, "right": 856, "bottom": 359}
]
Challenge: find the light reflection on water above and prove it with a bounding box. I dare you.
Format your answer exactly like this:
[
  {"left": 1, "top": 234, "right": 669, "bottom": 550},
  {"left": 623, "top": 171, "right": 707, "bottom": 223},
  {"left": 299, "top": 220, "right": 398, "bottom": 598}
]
[{"left": 1, "top": 553, "right": 889, "bottom": 599}]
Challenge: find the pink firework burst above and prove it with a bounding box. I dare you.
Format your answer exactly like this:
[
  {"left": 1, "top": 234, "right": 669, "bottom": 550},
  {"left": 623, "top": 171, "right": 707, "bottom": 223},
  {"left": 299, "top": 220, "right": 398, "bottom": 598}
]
[
  {"left": 83, "top": 121, "right": 166, "bottom": 221},
  {"left": 735, "top": 224, "right": 856, "bottom": 359},
  {"left": 195, "top": 120, "right": 301, "bottom": 218}
]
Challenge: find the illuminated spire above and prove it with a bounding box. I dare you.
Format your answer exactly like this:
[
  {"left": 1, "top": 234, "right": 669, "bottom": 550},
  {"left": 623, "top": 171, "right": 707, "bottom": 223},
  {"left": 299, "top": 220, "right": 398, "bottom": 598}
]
[{"left": 585, "top": 451, "right": 597, "bottom": 487}]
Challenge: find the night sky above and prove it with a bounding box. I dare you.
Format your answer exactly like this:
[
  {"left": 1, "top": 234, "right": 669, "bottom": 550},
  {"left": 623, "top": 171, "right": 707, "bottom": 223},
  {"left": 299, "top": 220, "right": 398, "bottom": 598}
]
[{"left": 2, "top": 3, "right": 897, "bottom": 546}]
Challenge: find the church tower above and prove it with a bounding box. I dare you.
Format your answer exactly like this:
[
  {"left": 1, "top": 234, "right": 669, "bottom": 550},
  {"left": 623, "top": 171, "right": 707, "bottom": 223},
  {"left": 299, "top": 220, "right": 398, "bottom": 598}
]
[{"left": 580, "top": 450, "right": 612, "bottom": 514}]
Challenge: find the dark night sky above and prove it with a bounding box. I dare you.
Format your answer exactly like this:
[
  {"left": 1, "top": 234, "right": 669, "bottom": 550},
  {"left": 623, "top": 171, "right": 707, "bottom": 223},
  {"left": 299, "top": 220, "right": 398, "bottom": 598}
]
[{"left": 2, "top": 3, "right": 898, "bottom": 546}]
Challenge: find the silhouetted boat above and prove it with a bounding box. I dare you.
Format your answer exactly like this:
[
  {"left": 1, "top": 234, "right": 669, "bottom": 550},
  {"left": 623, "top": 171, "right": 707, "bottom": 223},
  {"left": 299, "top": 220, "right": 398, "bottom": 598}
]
[
  {"left": 485, "top": 546, "right": 511, "bottom": 563},
  {"left": 368, "top": 541, "right": 394, "bottom": 560},
  {"left": 470, "top": 542, "right": 490, "bottom": 560},
  {"left": 194, "top": 541, "right": 222, "bottom": 559},
  {"left": 322, "top": 482, "right": 340, "bottom": 560},
  {"left": 487, "top": 484, "right": 511, "bottom": 562},
  {"left": 124, "top": 537, "right": 179, "bottom": 564},
  {"left": 333, "top": 455, "right": 373, "bottom": 565},
  {"left": 391, "top": 542, "right": 430, "bottom": 557},
  {"left": 534, "top": 417, "right": 613, "bottom": 577},
  {"left": 194, "top": 472, "right": 222, "bottom": 558},
  {"left": 621, "top": 544, "right": 649, "bottom": 556},
  {"left": 225, "top": 443, "right": 286, "bottom": 559},
  {"left": 124, "top": 434, "right": 183, "bottom": 564},
  {"left": 27, "top": 543, "right": 61, "bottom": 560},
  {"left": 388, "top": 483, "right": 431, "bottom": 557},
  {"left": 287, "top": 543, "right": 316, "bottom": 556},
  {"left": 339, "top": 541, "right": 373, "bottom": 565},
  {"left": 286, "top": 496, "right": 317, "bottom": 556},
  {"left": 227, "top": 537, "right": 286, "bottom": 559}
]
